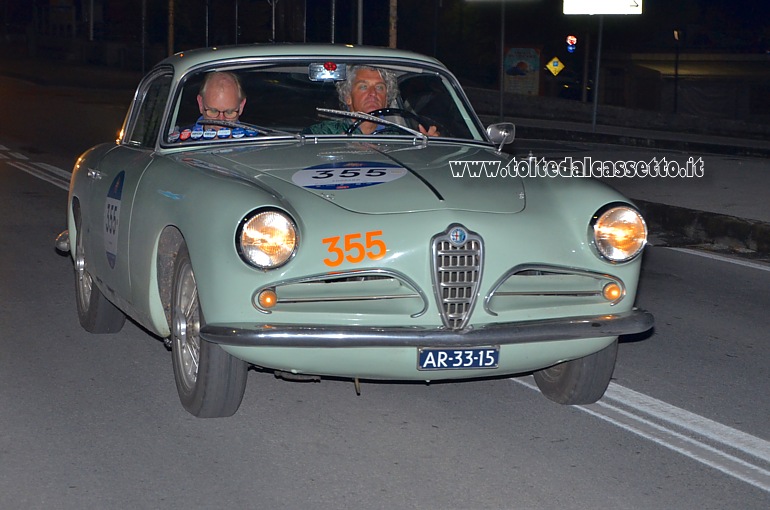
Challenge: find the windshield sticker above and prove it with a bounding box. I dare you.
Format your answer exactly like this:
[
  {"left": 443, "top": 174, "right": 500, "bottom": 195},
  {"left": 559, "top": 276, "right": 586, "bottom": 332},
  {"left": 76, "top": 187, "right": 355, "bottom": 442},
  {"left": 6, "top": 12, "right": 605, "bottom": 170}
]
[
  {"left": 167, "top": 124, "right": 258, "bottom": 143},
  {"left": 293, "top": 162, "right": 407, "bottom": 190},
  {"left": 104, "top": 171, "right": 125, "bottom": 270}
]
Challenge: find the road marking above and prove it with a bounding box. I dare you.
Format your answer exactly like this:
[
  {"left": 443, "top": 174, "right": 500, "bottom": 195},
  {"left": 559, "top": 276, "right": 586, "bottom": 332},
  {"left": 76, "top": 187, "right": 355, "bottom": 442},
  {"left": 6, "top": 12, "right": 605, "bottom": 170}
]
[
  {"left": 513, "top": 377, "right": 770, "bottom": 493},
  {"left": 8, "top": 161, "right": 70, "bottom": 190},
  {"left": 603, "top": 383, "right": 770, "bottom": 462},
  {"left": 667, "top": 247, "right": 770, "bottom": 272}
]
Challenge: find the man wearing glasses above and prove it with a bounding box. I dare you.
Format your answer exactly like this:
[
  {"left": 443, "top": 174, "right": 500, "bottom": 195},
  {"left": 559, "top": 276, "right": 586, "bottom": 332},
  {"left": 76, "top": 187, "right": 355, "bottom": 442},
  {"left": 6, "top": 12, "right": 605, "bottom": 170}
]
[
  {"left": 171, "top": 71, "right": 254, "bottom": 142},
  {"left": 197, "top": 71, "right": 246, "bottom": 125}
]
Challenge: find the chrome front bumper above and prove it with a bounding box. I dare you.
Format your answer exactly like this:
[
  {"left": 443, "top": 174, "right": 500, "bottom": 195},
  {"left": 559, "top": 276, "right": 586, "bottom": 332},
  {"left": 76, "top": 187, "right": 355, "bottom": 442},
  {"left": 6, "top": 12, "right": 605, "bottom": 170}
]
[{"left": 200, "top": 309, "right": 653, "bottom": 348}]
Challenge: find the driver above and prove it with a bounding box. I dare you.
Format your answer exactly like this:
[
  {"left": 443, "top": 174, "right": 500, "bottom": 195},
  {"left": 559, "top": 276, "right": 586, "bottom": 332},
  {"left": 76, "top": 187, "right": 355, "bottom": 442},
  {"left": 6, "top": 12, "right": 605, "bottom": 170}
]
[{"left": 303, "top": 65, "right": 439, "bottom": 136}]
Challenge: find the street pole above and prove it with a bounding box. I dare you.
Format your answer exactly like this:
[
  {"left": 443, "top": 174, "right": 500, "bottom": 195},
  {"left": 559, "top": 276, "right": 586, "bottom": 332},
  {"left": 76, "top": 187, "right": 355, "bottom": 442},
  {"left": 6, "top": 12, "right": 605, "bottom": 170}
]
[
  {"left": 591, "top": 15, "right": 603, "bottom": 132},
  {"left": 389, "top": 0, "right": 397, "bottom": 48},
  {"left": 141, "top": 0, "right": 146, "bottom": 73},
  {"left": 498, "top": 1, "right": 505, "bottom": 122},
  {"left": 673, "top": 30, "right": 680, "bottom": 114},
  {"left": 168, "top": 0, "right": 174, "bottom": 56},
  {"left": 581, "top": 31, "right": 590, "bottom": 103},
  {"left": 357, "top": 0, "right": 363, "bottom": 45}
]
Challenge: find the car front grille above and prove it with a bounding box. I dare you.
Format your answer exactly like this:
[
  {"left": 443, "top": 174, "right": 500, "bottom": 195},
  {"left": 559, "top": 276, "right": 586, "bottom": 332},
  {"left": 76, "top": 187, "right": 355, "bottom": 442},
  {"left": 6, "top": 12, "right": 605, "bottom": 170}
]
[{"left": 431, "top": 225, "right": 483, "bottom": 330}]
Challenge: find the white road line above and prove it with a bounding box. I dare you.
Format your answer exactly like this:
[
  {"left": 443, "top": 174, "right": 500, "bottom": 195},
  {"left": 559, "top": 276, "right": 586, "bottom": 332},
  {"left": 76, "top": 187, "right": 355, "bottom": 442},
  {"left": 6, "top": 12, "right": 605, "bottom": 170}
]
[
  {"left": 8, "top": 161, "right": 70, "bottom": 190},
  {"left": 33, "top": 161, "right": 73, "bottom": 181},
  {"left": 667, "top": 247, "right": 770, "bottom": 272},
  {"left": 584, "top": 400, "right": 770, "bottom": 493},
  {"left": 9, "top": 151, "right": 29, "bottom": 160},
  {"left": 512, "top": 377, "right": 770, "bottom": 493},
  {"left": 603, "top": 383, "right": 770, "bottom": 462}
]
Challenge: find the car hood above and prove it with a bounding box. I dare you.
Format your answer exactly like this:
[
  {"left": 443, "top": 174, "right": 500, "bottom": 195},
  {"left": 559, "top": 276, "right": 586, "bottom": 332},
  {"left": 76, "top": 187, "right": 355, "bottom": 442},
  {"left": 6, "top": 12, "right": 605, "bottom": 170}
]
[{"left": 187, "top": 141, "right": 524, "bottom": 214}]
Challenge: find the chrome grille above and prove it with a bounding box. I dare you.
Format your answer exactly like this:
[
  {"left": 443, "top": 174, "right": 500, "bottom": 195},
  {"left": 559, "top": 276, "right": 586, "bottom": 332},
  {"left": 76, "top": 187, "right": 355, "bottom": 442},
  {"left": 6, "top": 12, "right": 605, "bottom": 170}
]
[{"left": 431, "top": 225, "right": 483, "bottom": 330}]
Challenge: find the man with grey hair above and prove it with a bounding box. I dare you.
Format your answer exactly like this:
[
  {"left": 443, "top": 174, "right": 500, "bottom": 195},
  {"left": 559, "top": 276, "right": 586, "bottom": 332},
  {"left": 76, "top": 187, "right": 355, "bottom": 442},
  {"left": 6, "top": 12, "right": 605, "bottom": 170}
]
[{"left": 304, "top": 65, "right": 439, "bottom": 136}]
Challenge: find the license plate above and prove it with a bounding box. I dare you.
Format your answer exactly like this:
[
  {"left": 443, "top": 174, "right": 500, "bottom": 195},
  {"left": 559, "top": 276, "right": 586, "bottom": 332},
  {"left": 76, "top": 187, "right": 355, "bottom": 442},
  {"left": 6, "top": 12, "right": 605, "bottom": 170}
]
[{"left": 418, "top": 347, "right": 499, "bottom": 371}]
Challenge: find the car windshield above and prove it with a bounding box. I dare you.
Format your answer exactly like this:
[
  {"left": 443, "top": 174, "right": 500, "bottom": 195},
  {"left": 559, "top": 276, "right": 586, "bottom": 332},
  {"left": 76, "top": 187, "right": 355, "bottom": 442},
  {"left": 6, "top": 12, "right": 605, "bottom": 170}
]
[{"left": 164, "top": 59, "right": 486, "bottom": 146}]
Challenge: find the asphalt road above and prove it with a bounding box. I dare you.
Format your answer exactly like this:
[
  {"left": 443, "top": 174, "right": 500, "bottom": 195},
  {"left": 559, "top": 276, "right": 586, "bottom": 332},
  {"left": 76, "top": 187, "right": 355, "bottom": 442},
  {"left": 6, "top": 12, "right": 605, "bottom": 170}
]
[{"left": 1, "top": 75, "right": 769, "bottom": 509}]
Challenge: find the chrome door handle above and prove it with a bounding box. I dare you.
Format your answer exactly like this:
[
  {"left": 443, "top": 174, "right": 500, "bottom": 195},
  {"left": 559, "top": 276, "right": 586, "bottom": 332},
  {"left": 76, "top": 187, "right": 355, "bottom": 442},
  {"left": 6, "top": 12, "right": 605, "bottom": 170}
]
[{"left": 87, "top": 168, "right": 103, "bottom": 180}]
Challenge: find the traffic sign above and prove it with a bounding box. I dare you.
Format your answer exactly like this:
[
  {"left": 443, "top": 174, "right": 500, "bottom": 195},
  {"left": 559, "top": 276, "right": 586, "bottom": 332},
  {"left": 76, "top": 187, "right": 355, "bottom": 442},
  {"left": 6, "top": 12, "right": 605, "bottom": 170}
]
[
  {"left": 547, "top": 57, "right": 564, "bottom": 76},
  {"left": 563, "top": 0, "right": 643, "bottom": 15}
]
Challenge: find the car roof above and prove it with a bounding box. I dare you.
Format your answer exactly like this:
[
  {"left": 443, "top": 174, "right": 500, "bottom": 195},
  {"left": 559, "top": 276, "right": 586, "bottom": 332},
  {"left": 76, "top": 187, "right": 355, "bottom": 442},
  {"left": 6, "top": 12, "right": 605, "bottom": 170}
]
[{"left": 156, "top": 44, "right": 446, "bottom": 74}]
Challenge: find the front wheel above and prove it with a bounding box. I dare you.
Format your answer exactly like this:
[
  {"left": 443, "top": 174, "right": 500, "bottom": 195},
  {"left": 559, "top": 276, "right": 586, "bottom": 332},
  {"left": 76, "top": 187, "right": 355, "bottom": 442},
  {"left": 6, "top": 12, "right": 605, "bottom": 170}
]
[
  {"left": 533, "top": 339, "right": 618, "bottom": 405},
  {"left": 170, "top": 244, "right": 248, "bottom": 418}
]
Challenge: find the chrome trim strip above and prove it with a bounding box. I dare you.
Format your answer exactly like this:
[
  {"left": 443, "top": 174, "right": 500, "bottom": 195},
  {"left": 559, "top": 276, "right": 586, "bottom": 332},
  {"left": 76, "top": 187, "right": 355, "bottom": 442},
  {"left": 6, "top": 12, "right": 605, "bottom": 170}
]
[
  {"left": 493, "top": 291, "right": 601, "bottom": 297},
  {"left": 200, "top": 309, "right": 654, "bottom": 348},
  {"left": 273, "top": 294, "right": 421, "bottom": 304}
]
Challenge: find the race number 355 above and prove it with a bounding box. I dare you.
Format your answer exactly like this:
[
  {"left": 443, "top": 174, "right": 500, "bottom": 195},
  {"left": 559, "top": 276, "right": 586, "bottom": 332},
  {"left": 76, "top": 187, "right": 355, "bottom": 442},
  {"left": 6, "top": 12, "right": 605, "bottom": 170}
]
[{"left": 322, "top": 230, "right": 386, "bottom": 267}]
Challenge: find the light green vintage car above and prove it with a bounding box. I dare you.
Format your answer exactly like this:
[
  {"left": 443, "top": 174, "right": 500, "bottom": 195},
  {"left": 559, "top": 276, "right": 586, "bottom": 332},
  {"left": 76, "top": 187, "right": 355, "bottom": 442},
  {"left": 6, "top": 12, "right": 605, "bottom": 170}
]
[{"left": 58, "top": 44, "right": 653, "bottom": 417}]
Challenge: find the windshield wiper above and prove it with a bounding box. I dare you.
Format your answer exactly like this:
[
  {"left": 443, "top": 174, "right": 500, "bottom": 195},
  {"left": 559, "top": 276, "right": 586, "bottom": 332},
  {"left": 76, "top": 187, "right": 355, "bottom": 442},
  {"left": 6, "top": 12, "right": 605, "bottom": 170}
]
[{"left": 316, "top": 108, "right": 428, "bottom": 143}]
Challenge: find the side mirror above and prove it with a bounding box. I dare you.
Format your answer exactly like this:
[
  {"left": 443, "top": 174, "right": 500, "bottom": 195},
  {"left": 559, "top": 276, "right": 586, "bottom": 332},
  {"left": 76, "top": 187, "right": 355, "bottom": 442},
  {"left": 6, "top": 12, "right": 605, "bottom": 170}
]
[{"left": 486, "top": 123, "right": 516, "bottom": 152}]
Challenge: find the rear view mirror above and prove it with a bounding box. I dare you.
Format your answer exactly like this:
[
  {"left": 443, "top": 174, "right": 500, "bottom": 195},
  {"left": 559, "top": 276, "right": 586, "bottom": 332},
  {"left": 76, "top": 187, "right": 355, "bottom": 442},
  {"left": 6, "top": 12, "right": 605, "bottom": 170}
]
[{"left": 486, "top": 123, "right": 516, "bottom": 152}]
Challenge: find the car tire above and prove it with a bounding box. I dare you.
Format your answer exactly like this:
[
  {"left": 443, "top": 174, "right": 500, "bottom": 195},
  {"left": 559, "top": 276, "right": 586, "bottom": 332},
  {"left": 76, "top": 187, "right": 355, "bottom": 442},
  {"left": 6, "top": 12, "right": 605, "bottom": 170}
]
[
  {"left": 74, "top": 211, "right": 126, "bottom": 333},
  {"left": 533, "top": 339, "right": 618, "bottom": 405},
  {"left": 170, "top": 243, "right": 248, "bottom": 418}
]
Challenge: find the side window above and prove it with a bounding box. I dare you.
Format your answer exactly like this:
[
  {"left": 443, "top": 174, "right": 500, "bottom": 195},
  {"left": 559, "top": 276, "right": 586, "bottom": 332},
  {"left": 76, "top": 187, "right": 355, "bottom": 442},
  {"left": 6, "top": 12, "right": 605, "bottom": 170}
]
[
  {"left": 126, "top": 73, "right": 173, "bottom": 148},
  {"left": 399, "top": 75, "right": 473, "bottom": 139}
]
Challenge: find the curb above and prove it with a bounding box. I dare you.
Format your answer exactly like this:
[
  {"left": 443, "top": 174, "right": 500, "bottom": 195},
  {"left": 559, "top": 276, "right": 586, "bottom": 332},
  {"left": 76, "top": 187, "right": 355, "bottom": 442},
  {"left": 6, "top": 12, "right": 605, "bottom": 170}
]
[
  {"left": 512, "top": 125, "right": 770, "bottom": 159},
  {"left": 634, "top": 199, "right": 770, "bottom": 259}
]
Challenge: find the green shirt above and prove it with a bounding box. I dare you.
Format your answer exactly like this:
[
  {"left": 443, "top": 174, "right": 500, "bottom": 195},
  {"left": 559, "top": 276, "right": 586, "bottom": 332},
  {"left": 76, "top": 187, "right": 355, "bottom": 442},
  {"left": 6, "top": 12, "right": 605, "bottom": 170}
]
[
  {"left": 302, "top": 119, "right": 404, "bottom": 136},
  {"left": 302, "top": 120, "right": 358, "bottom": 135}
]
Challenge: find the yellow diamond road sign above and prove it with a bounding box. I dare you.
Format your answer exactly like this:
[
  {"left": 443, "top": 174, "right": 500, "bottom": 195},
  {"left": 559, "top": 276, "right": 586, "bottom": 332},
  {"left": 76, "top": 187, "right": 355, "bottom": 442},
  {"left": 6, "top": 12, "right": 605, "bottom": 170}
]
[{"left": 547, "top": 57, "right": 564, "bottom": 76}]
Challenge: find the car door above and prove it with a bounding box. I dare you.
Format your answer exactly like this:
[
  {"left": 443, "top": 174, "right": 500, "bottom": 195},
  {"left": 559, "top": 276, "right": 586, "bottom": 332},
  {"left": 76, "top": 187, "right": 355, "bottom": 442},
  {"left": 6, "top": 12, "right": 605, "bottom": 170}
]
[{"left": 85, "top": 69, "right": 173, "bottom": 308}]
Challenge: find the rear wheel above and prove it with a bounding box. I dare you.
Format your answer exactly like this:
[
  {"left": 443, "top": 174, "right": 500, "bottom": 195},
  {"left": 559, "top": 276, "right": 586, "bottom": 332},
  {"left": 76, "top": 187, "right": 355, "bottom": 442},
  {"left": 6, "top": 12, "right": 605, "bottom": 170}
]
[
  {"left": 533, "top": 339, "right": 618, "bottom": 405},
  {"left": 171, "top": 244, "right": 248, "bottom": 418},
  {"left": 74, "top": 211, "right": 126, "bottom": 333}
]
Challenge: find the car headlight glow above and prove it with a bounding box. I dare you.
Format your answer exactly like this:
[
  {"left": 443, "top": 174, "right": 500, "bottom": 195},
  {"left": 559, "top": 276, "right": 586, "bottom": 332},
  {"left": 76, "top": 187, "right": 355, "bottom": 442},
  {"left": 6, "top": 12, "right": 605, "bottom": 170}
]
[
  {"left": 591, "top": 205, "right": 647, "bottom": 263},
  {"left": 237, "top": 209, "right": 297, "bottom": 269}
]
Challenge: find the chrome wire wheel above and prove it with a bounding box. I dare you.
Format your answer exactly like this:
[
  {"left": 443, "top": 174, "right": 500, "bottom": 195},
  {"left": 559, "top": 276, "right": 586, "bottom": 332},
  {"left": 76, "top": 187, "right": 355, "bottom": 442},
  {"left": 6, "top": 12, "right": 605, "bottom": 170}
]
[
  {"left": 169, "top": 243, "right": 248, "bottom": 418},
  {"left": 172, "top": 255, "right": 201, "bottom": 392}
]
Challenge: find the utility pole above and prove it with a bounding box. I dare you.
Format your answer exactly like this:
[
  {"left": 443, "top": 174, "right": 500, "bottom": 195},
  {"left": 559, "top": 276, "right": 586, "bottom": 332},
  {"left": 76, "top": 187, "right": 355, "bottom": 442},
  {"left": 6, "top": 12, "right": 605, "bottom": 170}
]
[
  {"left": 389, "top": 0, "right": 397, "bottom": 48},
  {"left": 167, "top": 0, "right": 174, "bottom": 56}
]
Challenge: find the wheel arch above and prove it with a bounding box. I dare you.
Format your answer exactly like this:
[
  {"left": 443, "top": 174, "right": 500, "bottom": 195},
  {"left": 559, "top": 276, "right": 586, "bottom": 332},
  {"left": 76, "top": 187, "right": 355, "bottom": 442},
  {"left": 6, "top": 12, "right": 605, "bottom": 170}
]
[
  {"left": 156, "top": 226, "right": 186, "bottom": 332},
  {"left": 69, "top": 196, "right": 81, "bottom": 242}
]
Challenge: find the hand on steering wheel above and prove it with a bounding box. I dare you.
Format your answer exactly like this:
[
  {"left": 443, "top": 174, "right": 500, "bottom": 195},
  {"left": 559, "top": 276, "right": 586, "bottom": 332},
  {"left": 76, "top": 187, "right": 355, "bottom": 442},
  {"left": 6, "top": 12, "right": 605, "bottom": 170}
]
[{"left": 345, "top": 108, "right": 441, "bottom": 136}]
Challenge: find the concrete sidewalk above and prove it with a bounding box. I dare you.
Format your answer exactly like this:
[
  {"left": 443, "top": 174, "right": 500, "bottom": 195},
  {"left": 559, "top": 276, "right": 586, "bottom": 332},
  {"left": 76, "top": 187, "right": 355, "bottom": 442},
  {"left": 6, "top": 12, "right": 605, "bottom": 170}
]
[{"left": 3, "top": 50, "right": 769, "bottom": 258}]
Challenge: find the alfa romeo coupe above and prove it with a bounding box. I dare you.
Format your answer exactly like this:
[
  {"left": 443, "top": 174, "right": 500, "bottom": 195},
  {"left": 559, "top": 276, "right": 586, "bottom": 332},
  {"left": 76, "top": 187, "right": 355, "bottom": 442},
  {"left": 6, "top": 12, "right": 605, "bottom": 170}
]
[{"left": 57, "top": 44, "right": 653, "bottom": 417}]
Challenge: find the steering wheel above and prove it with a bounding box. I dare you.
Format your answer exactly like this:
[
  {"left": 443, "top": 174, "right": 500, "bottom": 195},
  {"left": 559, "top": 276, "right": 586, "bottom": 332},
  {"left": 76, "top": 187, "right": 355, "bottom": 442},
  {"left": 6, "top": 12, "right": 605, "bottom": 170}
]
[{"left": 345, "top": 108, "right": 440, "bottom": 136}]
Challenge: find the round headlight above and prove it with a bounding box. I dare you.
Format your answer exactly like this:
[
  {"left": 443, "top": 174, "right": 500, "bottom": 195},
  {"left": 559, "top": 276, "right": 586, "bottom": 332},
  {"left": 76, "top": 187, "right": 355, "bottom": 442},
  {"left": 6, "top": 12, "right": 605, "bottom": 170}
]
[
  {"left": 592, "top": 206, "right": 647, "bottom": 263},
  {"left": 237, "top": 209, "right": 297, "bottom": 269}
]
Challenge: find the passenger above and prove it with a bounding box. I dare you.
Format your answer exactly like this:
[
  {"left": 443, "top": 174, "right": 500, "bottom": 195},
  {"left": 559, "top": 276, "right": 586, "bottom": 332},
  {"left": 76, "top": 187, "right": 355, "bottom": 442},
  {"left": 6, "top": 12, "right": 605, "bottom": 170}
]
[
  {"left": 172, "top": 71, "right": 252, "bottom": 142},
  {"left": 197, "top": 71, "right": 246, "bottom": 126}
]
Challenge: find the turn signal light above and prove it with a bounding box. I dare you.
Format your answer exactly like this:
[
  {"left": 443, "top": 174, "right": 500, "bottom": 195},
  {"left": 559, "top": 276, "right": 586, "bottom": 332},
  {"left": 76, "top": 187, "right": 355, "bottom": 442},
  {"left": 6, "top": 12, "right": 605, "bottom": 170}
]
[
  {"left": 257, "top": 289, "right": 278, "bottom": 309},
  {"left": 602, "top": 282, "right": 623, "bottom": 302}
]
